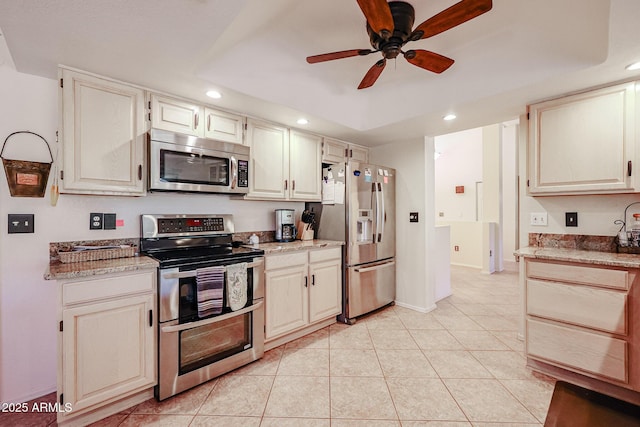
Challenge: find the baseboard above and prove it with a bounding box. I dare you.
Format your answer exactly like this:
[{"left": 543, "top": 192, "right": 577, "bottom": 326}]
[
  {"left": 394, "top": 301, "right": 437, "bottom": 314},
  {"left": 4, "top": 384, "right": 57, "bottom": 405}
]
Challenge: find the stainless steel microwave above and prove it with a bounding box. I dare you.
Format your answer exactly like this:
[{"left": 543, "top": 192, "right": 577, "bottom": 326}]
[{"left": 148, "top": 129, "right": 249, "bottom": 194}]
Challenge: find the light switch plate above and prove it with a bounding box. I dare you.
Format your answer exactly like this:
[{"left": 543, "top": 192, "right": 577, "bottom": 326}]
[
  {"left": 530, "top": 212, "right": 548, "bottom": 226},
  {"left": 566, "top": 212, "right": 578, "bottom": 227},
  {"left": 104, "top": 213, "right": 116, "bottom": 230},
  {"left": 8, "top": 214, "right": 34, "bottom": 233}
]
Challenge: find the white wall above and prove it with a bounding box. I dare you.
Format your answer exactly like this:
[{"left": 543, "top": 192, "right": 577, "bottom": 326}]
[
  {"left": 434, "top": 128, "right": 483, "bottom": 221},
  {"left": 369, "top": 137, "right": 435, "bottom": 313},
  {"left": 0, "top": 66, "right": 303, "bottom": 403}
]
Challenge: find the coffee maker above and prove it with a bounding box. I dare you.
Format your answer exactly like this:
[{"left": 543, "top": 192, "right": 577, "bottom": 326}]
[{"left": 275, "top": 209, "right": 296, "bottom": 242}]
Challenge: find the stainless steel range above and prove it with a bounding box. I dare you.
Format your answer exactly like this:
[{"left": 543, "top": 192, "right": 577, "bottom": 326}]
[{"left": 140, "top": 214, "right": 265, "bottom": 400}]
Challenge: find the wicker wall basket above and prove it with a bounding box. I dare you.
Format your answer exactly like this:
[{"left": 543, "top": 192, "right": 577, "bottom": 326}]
[
  {"left": 58, "top": 246, "right": 136, "bottom": 263},
  {"left": 1, "top": 131, "right": 53, "bottom": 197}
]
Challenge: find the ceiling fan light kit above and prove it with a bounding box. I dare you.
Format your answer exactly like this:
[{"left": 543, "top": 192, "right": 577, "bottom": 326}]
[{"left": 306, "top": 0, "right": 493, "bottom": 89}]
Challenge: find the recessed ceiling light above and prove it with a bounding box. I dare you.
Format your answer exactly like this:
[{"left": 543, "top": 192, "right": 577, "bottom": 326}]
[
  {"left": 625, "top": 62, "right": 640, "bottom": 71},
  {"left": 443, "top": 114, "right": 457, "bottom": 121},
  {"left": 206, "top": 90, "right": 222, "bottom": 99},
  {"left": 297, "top": 118, "right": 309, "bottom": 125}
]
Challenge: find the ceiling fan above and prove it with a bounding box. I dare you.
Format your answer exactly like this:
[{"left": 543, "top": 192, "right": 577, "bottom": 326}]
[{"left": 306, "top": 0, "right": 493, "bottom": 89}]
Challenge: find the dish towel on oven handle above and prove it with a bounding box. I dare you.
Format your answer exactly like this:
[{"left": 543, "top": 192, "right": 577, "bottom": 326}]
[
  {"left": 226, "top": 262, "right": 248, "bottom": 311},
  {"left": 195, "top": 266, "right": 225, "bottom": 318}
]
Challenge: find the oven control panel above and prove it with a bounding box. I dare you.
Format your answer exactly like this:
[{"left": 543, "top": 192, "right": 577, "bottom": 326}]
[
  {"left": 141, "top": 214, "right": 234, "bottom": 238},
  {"left": 158, "top": 217, "right": 225, "bottom": 233}
]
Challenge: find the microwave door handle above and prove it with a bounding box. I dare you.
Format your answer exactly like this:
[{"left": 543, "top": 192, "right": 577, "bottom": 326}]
[
  {"left": 230, "top": 156, "right": 237, "bottom": 190},
  {"left": 160, "top": 301, "right": 264, "bottom": 333}
]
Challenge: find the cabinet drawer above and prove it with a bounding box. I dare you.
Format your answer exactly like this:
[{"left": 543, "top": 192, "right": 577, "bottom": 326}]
[
  {"left": 527, "top": 318, "right": 627, "bottom": 383},
  {"left": 63, "top": 271, "right": 155, "bottom": 306},
  {"left": 265, "top": 251, "right": 307, "bottom": 270},
  {"left": 309, "top": 247, "right": 341, "bottom": 263},
  {"left": 527, "top": 279, "right": 627, "bottom": 335},
  {"left": 527, "top": 260, "right": 629, "bottom": 290}
]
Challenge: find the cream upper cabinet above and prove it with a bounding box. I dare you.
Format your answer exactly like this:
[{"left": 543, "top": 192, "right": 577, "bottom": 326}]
[
  {"left": 289, "top": 130, "right": 322, "bottom": 201},
  {"left": 203, "top": 108, "right": 244, "bottom": 144},
  {"left": 150, "top": 94, "right": 244, "bottom": 143},
  {"left": 150, "top": 94, "right": 203, "bottom": 136},
  {"left": 59, "top": 68, "right": 146, "bottom": 195},
  {"left": 245, "top": 119, "right": 289, "bottom": 199},
  {"left": 322, "top": 137, "right": 369, "bottom": 164},
  {"left": 528, "top": 81, "right": 639, "bottom": 195},
  {"left": 349, "top": 144, "right": 369, "bottom": 163},
  {"left": 245, "top": 120, "right": 322, "bottom": 201},
  {"left": 58, "top": 270, "right": 156, "bottom": 424}
]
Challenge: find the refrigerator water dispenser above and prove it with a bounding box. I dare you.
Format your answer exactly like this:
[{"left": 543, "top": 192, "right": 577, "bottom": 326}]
[{"left": 356, "top": 209, "right": 373, "bottom": 243}]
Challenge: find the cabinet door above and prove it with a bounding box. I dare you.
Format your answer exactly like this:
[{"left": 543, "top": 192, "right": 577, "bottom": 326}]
[
  {"left": 150, "top": 94, "right": 203, "bottom": 137},
  {"left": 289, "top": 130, "right": 322, "bottom": 201},
  {"left": 309, "top": 258, "right": 342, "bottom": 323},
  {"left": 265, "top": 265, "right": 309, "bottom": 339},
  {"left": 245, "top": 119, "right": 289, "bottom": 199},
  {"left": 62, "top": 293, "right": 155, "bottom": 413},
  {"left": 60, "top": 69, "right": 145, "bottom": 195},
  {"left": 528, "top": 82, "right": 637, "bottom": 195},
  {"left": 204, "top": 108, "right": 244, "bottom": 144},
  {"left": 323, "top": 138, "right": 348, "bottom": 164},
  {"left": 349, "top": 144, "right": 369, "bottom": 163}
]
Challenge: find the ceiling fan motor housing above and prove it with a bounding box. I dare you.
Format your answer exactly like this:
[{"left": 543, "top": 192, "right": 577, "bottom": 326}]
[{"left": 367, "top": 1, "right": 415, "bottom": 59}]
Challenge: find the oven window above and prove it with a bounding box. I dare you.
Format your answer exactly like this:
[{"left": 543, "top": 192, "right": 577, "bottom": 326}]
[
  {"left": 179, "top": 312, "right": 252, "bottom": 375},
  {"left": 160, "top": 149, "right": 229, "bottom": 186}
]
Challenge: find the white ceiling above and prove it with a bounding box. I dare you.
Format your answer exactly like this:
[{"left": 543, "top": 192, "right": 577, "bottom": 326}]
[{"left": 1, "top": 0, "right": 639, "bottom": 145}]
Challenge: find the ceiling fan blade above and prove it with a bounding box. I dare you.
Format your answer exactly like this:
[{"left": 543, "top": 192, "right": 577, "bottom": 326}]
[
  {"left": 411, "top": 0, "right": 492, "bottom": 40},
  {"left": 358, "top": 58, "right": 386, "bottom": 89},
  {"left": 404, "top": 50, "right": 454, "bottom": 74},
  {"left": 306, "top": 49, "right": 374, "bottom": 64},
  {"left": 356, "top": 0, "right": 394, "bottom": 38}
]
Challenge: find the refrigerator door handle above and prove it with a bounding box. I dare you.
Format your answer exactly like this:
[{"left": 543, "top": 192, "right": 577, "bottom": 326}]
[
  {"left": 375, "top": 182, "right": 381, "bottom": 242},
  {"left": 379, "top": 182, "right": 385, "bottom": 242},
  {"left": 354, "top": 260, "right": 395, "bottom": 273}
]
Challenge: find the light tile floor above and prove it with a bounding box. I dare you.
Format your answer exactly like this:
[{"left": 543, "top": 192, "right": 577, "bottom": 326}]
[{"left": 3, "top": 263, "right": 557, "bottom": 426}]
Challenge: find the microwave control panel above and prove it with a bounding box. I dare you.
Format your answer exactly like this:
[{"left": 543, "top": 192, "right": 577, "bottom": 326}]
[
  {"left": 157, "top": 217, "right": 226, "bottom": 234},
  {"left": 238, "top": 160, "right": 248, "bottom": 188}
]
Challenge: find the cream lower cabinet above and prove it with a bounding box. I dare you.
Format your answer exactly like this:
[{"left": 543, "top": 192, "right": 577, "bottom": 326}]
[
  {"left": 524, "top": 259, "right": 640, "bottom": 401},
  {"left": 265, "top": 247, "right": 342, "bottom": 346},
  {"left": 57, "top": 270, "right": 156, "bottom": 426},
  {"left": 59, "top": 67, "right": 146, "bottom": 196}
]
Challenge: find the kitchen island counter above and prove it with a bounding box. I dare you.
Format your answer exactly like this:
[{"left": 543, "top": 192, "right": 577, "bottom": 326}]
[{"left": 247, "top": 239, "right": 344, "bottom": 254}]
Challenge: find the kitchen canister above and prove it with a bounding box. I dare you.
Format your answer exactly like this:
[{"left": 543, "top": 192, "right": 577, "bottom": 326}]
[{"left": 1, "top": 131, "right": 53, "bottom": 198}]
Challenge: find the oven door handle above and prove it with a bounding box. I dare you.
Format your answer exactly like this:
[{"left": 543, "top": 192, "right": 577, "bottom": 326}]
[
  {"left": 160, "top": 300, "right": 263, "bottom": 333},
  {"left": 161, "top": 259, "right": 264, "bottom": 280}
]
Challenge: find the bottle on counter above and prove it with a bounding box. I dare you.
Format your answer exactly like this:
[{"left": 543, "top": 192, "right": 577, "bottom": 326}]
[
  {"left": 248, "top": 234, "right": 259, "bottom": 245},
  {"left": 631, "top": 214, "right": 640, "bottom": 246}
]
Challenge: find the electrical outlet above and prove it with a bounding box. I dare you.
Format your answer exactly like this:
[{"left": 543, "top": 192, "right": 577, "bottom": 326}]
[
  {"left": 90, "top": 213, "right": 103, "bottom": 230},
  {"left": 409, "top": 212, "right": 419, "bottom": 223},
  {"left": 530, "top": 212, "right": 548, "bottom": 226}
]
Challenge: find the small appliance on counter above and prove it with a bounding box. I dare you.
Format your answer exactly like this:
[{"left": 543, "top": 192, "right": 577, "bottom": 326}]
[{"left": 275, "top": 209, "right": 296, "bottom": 242}]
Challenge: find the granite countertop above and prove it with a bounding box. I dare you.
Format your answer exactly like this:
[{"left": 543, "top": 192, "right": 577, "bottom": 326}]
[
  {"left": 44, "top": 255, "right": 159, "bottom": 280},
  {"left": 515, "top": 247, "right": 640, "bottom": 269},
  {"left": 247, "top": 239, "right": 344, "bottom": 254}
]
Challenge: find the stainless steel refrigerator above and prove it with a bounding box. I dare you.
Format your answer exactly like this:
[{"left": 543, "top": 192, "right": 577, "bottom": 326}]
[{"left": 307, "top": 161, "right": 395, "bottom": 324}]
